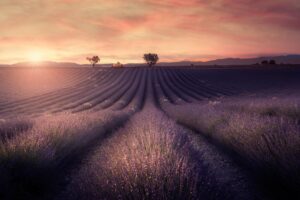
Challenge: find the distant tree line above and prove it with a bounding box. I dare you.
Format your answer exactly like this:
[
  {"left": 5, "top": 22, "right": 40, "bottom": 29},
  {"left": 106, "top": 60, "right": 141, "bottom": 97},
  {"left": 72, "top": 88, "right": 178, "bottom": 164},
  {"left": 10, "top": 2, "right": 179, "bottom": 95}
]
[
  {"left": 261, "top": 60, "right": 277, "bottom": 65},
  {"left": 87, "top": 54, "right": 284, "bottom": 68},
  {"left": 86, "top": 53, "right": 160, "bottom": 67}
]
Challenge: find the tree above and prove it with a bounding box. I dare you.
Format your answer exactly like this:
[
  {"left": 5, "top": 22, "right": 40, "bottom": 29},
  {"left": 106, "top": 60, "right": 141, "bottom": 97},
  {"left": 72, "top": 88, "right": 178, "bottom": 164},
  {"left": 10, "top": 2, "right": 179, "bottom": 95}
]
[
  {"left": 269, "top": 60, "right": 276, "bottom": 65},
  {"left": 143, "top": 53, "right": 159, "bottom": 67},
  {"left": 261, "top": 60, "right": 269, "bottom": 65},
  {"left": 86, "top": 56, "right": 100, "bottom": 67},
  {"left": 112, "top": 62, "right": 123, "bottom": 68}
]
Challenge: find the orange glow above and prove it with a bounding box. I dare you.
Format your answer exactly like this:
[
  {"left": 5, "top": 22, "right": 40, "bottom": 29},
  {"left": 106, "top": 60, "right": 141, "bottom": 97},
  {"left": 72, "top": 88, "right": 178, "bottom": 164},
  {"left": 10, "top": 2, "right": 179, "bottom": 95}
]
[
  {"left": 0, "top": 0, "right": 299, "bottom": 64},
  {"left": 27, "top": 51, "right": 44, "bottom": 63}
]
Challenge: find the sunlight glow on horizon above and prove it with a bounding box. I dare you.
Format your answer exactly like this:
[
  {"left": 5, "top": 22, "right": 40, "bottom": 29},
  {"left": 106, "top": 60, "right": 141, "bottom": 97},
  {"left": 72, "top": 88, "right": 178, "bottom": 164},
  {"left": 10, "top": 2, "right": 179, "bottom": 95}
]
[{"left": 27, "top": 51, "right": 44, "bottom": 63}]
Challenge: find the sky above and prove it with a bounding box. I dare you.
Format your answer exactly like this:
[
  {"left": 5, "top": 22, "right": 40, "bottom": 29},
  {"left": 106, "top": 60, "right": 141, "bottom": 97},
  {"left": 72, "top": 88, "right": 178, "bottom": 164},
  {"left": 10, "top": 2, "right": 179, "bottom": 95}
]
[{"left": 0, "top": 0, "right": 300, "bottom": 64}]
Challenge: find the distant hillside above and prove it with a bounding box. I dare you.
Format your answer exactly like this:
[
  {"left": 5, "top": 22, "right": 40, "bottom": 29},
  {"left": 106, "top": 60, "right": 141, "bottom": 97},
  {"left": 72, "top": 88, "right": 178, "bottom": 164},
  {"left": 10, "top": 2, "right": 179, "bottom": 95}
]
[
  {"left": 204, "top": 55, "right": 300, "bottom": 65},
  {"left": 12, "top": 61, "right": 80, "bottom": 67},
  {"left": 156, "top": 55, "right": 300, "bottom": 66},
  {"left": 11, "top": 62, "right": 113, "bottom": 68},
  {"left": 81, "top": 64, "right": 113, "bottom": 68},
  {"left": 2, "top": 55, "right": 300, "bottom": 67}
]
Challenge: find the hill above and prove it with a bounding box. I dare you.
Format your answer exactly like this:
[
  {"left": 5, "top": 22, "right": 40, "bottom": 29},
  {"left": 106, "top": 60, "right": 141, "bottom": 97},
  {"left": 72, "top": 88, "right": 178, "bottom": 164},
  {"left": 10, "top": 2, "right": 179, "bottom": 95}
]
[
  {"left": 1, "top": 55, "right": 300, "bottom": 67},
  {"left": 11, "top": 61, "right": 80, "bottom": 67},
  {"left": 155, "top": 55, "right": 300, "bottom": 66}
]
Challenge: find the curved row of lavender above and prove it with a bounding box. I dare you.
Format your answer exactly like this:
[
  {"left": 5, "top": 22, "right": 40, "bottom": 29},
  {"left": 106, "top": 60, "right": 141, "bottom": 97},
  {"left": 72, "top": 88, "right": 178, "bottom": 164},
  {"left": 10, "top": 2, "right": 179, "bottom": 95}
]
[{"left": 0, "top": 66, "right": 300, "bottom": 199}]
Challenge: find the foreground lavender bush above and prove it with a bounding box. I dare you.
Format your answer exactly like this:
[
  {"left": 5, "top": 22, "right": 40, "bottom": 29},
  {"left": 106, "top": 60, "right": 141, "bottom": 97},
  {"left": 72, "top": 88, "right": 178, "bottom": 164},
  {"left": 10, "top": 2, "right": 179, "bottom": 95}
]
[
  {"left": 0, "top": 111, "right": 129, "bottom": 200},
  {"left": 62, "top": 108, "right": 220, "bottom": 200},
  {"left": 163, "top": 97, "right": 300, "bottom": 199},
  {"left": 223, "top": 96, "right": 300, "bottom": 121},
  {"left": 0, "top": 118, "right": 33, "bottom": 143}
]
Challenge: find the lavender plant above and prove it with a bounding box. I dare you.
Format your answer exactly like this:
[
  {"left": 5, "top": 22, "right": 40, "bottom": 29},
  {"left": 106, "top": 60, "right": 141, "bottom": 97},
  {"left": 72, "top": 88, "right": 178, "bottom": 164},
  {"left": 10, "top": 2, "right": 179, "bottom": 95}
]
[
  {"left": 62, "top": 109, "right": 222, "bottom": 200},
  {"left": 163, "top": 97, "right": 300, "bottom": 199}
]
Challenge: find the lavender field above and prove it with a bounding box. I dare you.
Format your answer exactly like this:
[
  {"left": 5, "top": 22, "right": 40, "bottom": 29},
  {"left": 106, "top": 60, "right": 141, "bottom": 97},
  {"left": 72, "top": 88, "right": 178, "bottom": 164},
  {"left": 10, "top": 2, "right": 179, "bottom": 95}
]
[{"left": 0, "top": 66, "right": 300, "bottom": 200}]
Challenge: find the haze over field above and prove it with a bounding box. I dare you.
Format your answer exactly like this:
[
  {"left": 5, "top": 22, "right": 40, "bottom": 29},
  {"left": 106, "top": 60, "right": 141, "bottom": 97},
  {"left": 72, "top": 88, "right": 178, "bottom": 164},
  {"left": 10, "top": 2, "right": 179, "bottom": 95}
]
[{"left": 0, "top": 0, "right": 300, "bottom": 64}]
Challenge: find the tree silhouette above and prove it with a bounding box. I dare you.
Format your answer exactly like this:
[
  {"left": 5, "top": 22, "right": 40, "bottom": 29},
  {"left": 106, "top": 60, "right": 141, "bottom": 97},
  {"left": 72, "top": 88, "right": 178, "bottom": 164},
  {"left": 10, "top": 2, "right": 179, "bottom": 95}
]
[
  {"left": 86, "top": 56, "right": 100, "bottom": 67},
  {"left": 269, "top": 60, "right": 276, "bottom": 65},
  {"left": 261, "top": 60, "right": 277, "bottom": 65},
  {"left": 112, "top": 62, "right": 123, "bottom": 68},
  {"left": 143, "top": 53, "right": 159, "bottom": 67}
]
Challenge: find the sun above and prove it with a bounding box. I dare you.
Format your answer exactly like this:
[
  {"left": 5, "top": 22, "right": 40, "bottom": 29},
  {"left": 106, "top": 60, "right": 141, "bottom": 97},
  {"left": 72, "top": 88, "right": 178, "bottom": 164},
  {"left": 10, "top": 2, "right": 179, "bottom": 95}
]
[{"left": 28, "top": 52, "right": 43, "bottom": 63}]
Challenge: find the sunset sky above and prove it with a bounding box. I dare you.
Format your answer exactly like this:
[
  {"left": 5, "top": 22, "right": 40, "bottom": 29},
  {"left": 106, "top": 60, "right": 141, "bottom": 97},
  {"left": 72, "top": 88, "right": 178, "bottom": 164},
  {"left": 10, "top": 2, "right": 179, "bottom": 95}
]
[{"left": 0, "top": 0, "right": 300, "bottom": 64}]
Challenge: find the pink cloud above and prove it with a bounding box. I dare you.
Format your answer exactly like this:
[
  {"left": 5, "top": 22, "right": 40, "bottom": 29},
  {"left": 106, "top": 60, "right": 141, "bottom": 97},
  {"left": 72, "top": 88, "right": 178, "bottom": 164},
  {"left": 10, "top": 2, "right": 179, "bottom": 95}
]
[{"left": 0, "top": 0, "right": 299, "bottom": 63}]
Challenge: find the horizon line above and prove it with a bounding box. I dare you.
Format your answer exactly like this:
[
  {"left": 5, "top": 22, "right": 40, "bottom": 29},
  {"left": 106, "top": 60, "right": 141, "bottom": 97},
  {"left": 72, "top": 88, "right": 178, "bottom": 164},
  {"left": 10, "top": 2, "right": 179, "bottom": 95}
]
[{"left": 1, "top": 53, "right": 300, "bottom": 66}]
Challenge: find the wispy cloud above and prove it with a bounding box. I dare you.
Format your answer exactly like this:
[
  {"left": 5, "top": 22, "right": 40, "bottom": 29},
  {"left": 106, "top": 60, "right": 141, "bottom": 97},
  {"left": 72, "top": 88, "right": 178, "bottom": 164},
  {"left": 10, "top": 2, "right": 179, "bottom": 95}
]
[{"left": 0, "top": 0, "right": 299, "bottom": 63}]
